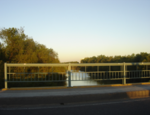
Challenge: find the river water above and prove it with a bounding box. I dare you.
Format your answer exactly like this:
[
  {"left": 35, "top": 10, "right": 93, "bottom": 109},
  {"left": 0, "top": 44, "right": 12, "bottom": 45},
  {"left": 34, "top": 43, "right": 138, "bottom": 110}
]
[{"left": 66, "top": 71, "right": 98, "bottom": 86}]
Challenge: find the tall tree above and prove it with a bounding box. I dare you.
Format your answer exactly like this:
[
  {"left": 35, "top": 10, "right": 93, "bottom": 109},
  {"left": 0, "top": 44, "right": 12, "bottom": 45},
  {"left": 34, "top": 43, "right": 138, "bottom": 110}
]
[
  {"left": 0, "top": 27, "right": 62, "bottom": 88},
  {"left": 0, "top": 27, "right": 59, "bottom": 63}
]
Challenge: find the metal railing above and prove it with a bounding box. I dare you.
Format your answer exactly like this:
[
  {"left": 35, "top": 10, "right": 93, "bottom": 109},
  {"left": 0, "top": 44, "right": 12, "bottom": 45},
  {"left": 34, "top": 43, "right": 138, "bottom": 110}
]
[{"left": 4, "top": 62, "right": 150, "bottom": 88}]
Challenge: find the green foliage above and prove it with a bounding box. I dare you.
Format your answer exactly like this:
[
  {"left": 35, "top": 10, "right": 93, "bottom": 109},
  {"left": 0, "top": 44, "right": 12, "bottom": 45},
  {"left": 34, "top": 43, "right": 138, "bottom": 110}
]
[
  {"left": 0, "top": 27, "right": 59, "bottom": 63},
  {"left": 81, "top": 53, "right": 150, "bottom": 63},
  {"left": 80, "top": 53, "right": 150, "bottom": 72},
  {"left": 0, "top": 27, "right": 63, "bottom": 88}
]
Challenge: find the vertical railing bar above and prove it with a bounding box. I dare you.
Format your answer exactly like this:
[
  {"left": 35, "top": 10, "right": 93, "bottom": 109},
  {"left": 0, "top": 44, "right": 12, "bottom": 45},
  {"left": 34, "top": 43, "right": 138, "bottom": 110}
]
[
  {"left": 38, "top": 67, "right": 39, "bottom": 81},
  {"left": 9, "top": 66, "right": 10, "bottom": 81},
  {"left": 83, "top": 72, "right": 84, "bottom": 81},
  {"left": 92, "top": 72, "right": 94, "bottom": 80},
  {"left": 109, "top": 66, "right": 110, "bottom": 79},
  {"left": 71, "top": 71, "right": 74, "bottom": 81},
  {"left": 75, "top": 72, "right": 76, "bottom": 81},
  {"left": 13, "top": 67, "right": 15, "bottom": 81},
  {"left": 48, "top": 67, "right": 50, "bottom": 81},
  {"left": 45, "top": 67, "right": 46, "bottom": 81},
  {"left": 81, "top": 71, "right": 82, "bottom": 81},
  {"left": 85, "top": 66, "right": 86, "bottom": 80},
  {"left": 146, "top": 70, "right": 148, "bottom": 77},
  {"left": 27, "top": 67, "right": 28, "bottom": 81},
  {"left": 97, "top": 66, "right": 99, "bottom": 79},
  {"left": 103, "top": 72, "right": 104, "bottom": 79},
  {"left": 61, "top": 73, "right": 63, "bottom": 81},
  {"left": 93, "top": 72, "right": 94, "bottom": 79},
  {"left": 42, "top": 73, "right": 43, "bottom": 81},
  {"left": 68, "top": 63, "right": 71, "bottom": 87},
  {"left": 30, "top": 72, "right": 32, "bottom": 81},
  {"left": 20, "top": 67, "right": 21, "bottom": 81},
  {"left": 106, "top": 67, "right": 108, "bottom": 79},
  {"left": 59, "top": 71, "right": 60, "bottom": 81},
  {"left": 45, "top": 73, "right": 46, "bottom": 81},
  {"left": 77, "top": 71, "right": 78, "bottom": 81},
  {"left": 18, "top": 68, "right": 20, "bottom": 80},
  {"left": 82, "top": 72, "right": 83, "bottom": 81},
  {"left": 34, "top": 72, "right": 36, "bottom": 81},
  {"left": 33, "top": 67, "right": 35, "bottom": 81},
  {"left": 52, "top": 67, "right": 53, "bottom": 81},
  {"left": 72, "top": 72, "right": 73, "bottom": 81},
  {"left": 76, "top": 72, "right": 77, "bottom": 81},
  {"left": 123, "top": 62, "right": 126, "bottom": 84},
  {"left": 23, "top": 67, "right": 25, "bottom": 79},
  {"left": 77, "top": 72, "right": 78, "bottom": 81},
  {"left": 4, "top": 63, "right": 8, "bottom": 89},
  {"left": 16, "top": 67, "right": 18, "bottom": 81},
  {"left": 41, "top": 73, "right": 42, "bottom": 81},
  {"left": 72, "top": 72, "right": 74, "bottom": 80},
  {"left": 79, "top": 71, "right": 80, "bottom": 81},
  {"left": 15, "top": 67, "right": 17, "bottom": 81}
]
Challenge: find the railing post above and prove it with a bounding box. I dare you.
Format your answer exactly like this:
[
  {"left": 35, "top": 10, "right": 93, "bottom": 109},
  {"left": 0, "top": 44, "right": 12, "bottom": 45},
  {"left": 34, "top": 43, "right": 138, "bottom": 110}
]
[
  {"left": 123, "top": 62, "right": 126, "bottom": 85},
  {"left": 68, "top": 63, "right": 71, "bottom": 87},
  {"left": 4, "top": 63, "right": 8, "bottom": 89}
]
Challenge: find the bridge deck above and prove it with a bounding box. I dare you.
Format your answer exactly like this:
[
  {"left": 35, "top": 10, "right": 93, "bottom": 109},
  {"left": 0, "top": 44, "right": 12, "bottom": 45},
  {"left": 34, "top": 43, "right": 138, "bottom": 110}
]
[{"left": 1, "top": 84, "right": 150, "bottom": 108}]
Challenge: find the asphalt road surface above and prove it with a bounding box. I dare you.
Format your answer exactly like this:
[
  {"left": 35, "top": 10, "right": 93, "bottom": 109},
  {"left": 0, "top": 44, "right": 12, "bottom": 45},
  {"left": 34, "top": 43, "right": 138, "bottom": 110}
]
[{"left": 1, "top": 97, "right": 150, "bottom": 115}]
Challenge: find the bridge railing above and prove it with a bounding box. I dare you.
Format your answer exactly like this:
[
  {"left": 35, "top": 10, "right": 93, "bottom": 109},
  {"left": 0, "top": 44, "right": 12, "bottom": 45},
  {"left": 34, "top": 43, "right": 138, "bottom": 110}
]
[{"left": 4, "top": 62, "right": 150, "bottom": 88}]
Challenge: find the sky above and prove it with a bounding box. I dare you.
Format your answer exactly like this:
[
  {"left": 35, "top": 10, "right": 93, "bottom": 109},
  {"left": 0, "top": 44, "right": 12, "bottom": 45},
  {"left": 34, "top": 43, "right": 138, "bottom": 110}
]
[{"left": 0, "top": 0, "right": 150, "bottom": 62}]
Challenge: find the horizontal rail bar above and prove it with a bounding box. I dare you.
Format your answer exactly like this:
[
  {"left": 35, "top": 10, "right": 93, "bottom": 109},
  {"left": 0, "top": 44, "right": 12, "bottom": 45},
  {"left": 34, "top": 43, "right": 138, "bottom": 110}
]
[
  {"left": 6, "top": 63, "right": 69, "bottom": 67},
  {"left": 70, "top": 62, "right": 150, "bottom": 66},
  {"left": 8, "top": 72, "right": 66, "bottom": 74},
  {"left": 72, "top": 71, "right": 124, "bottom": 73},
  {"left": 6, "top": 62, "right": 150, "bottom": 67},
  {"left": 7, "top": 80, "right": 67, "bottom": 82}
]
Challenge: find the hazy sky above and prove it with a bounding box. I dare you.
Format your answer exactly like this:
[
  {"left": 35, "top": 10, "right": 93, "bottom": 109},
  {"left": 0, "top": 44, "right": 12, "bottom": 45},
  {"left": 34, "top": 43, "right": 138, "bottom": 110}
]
[{"left": 0, "top": 0, "right": 150, "bottom": 62}]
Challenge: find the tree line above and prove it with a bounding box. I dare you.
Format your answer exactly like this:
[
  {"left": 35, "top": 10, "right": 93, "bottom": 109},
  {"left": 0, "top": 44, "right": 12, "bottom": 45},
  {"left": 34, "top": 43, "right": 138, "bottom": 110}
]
[
  {"left": 81, "top": 53, "right": 150, "bottom": 63},
  {"left": 80, "top": 53, "right": 150, "bottom": 72},
  {"left": 0, "top": 27, "right": 66, "bottom": 88}
]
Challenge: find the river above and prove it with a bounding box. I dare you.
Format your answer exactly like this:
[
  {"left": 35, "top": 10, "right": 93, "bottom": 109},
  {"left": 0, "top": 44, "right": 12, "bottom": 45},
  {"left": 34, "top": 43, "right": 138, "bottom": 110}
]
[{"left": 66, "top": 71, "right": 98, "bottom": 86}]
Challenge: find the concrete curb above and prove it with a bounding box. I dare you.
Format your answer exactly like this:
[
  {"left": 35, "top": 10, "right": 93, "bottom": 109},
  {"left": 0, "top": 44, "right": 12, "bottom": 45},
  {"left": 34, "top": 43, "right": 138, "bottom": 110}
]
[
  {"left": 2, "top": 82, "right": 150, "bottom": 91},
  {"left": 0, "top": 90, "right": 150, "bottom": 108}
]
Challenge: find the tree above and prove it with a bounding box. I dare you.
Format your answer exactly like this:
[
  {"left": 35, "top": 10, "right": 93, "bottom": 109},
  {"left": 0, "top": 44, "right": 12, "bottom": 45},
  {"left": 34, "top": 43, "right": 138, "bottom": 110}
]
[
  {"left": 0, "top": 27, "right": 62, "bottom": 88},
  {"left": 0, "top": 27, "right": 59, "bottom": 63}
]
